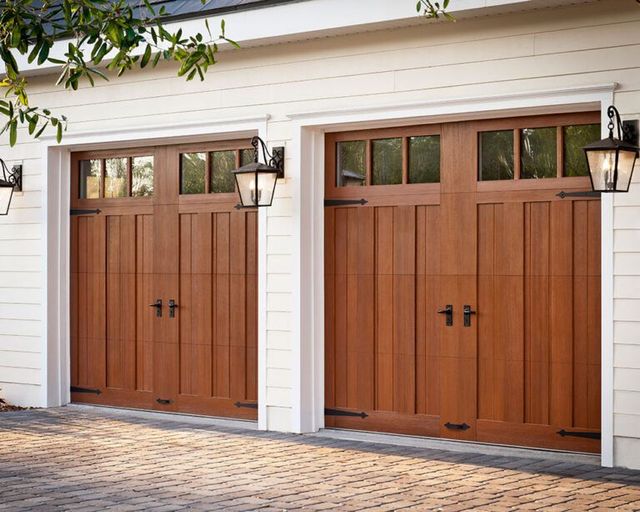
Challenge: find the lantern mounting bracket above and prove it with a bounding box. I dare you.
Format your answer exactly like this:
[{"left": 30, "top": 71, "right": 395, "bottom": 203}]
[
  {"left": 608, "top": 105, "right": 639, "bottom": 146},
  {"left": 1, "top": 160, "right": 22, "bottom": 192},
  {"left": 251, "top": 136, "right": 285, "bottom": 179}
]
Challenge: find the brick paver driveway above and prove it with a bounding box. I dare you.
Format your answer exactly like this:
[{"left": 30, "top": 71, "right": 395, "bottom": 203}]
[{"left": 1, "top": 407, "right": 639, "bottom": 511}]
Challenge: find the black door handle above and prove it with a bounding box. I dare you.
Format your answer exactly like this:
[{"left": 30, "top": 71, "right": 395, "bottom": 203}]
[
  {"left": 149, "top": 299, "right": 162, "bottom": 317},
  {"left": 437, "top": 305, "right": 453, "bottom": 326},
  {"left": 168, "top": 299, "right": 178, "bottom": 318},
  {"left": 463, "top": 305, "right": 476, "bottom": 327}
]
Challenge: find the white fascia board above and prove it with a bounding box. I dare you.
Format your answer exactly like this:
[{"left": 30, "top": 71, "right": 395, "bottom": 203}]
[{"left": 7, "top": 0, "right": 593, "bottom": 76}]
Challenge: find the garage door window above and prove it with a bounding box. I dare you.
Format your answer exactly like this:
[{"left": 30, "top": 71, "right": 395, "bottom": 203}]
[
  {"left": 479, "top": 122, "right": 601, "bottom": 181},
  {"left": 335, "top": 131, "right": 441, "bottom": 187},
  {"left": 79, "top": 155, "right": 154, "bottom": 199}
]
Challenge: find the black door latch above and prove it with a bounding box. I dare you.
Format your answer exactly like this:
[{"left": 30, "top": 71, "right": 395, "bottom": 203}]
[
  {"left": 438, "top": 305, "right": 453, "bottom": 326},
  {"left": 463, "top": 305, "right": 476, "bottom": 327},
  {"left": 168, "top": 299, "right": 178, "bottom": 318},
  {"left": 149, "top": 299, "right": 163, "bottom": 317}
]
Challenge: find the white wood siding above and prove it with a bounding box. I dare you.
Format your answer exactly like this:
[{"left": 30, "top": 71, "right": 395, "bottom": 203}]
[{"left": 1, "top": 0, "right": 639, "bottom": 466}]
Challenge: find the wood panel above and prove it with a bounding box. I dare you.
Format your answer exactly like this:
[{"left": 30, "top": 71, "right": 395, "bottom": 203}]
[
  {"left": 70, "top": 211, "right": 154, "bottom": 408},
  {"left": 324, "top": 202, "right": 441, "bottom": 434},
  {"left": 325, "top": 112, "right": 601, "bottom": 452},
  {"left": 70, "top": 141, "right": 257, "bottom": 419},
  {"left": 475, "top": 198, "right": 601, "bottom": 452},
  {"left": 173, "top": 209, "right": 258, "bottom": 418}
]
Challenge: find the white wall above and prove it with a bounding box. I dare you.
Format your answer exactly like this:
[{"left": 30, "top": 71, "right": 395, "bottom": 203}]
[
  {"left": 613, "top": 175, "right": 640, "bottom": 470},
  {"left": 1, "top": 0, "right": 640, "bottom": 467}
]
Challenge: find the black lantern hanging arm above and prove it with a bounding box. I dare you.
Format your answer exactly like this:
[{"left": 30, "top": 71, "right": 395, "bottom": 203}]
[
  {"left": 0, "top": 158, "right": 22, "bottom": 216},
  {"left": 250, "top": 136, "right": 285, "bottom": 177},
  {"left": 582, "top": 105, "right": 639, "bottom": 193}
]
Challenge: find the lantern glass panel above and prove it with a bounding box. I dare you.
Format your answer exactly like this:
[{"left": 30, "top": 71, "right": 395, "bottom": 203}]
[
  {"left": 616, "top": 149, "right": 638, "bottom": 192},
  {"left": 236, "top": 171, "right": 257, "bottom": 206},
  {"left": 0, "top": 182, "right": 13, "bottom": 216},
  {"left": 587, "top": 150, "right": 618, "bottom": 191},
  {"left": 235, "top": 170, "right": 278, "bottom": 207}
]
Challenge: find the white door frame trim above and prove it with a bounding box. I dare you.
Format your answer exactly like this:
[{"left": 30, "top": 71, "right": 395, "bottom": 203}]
[
  {"left": 288, "top": 83, "right": 616, "bottom": 465},
  {"left": 40, "top": 114, "right": 271, "bottom": 430}
]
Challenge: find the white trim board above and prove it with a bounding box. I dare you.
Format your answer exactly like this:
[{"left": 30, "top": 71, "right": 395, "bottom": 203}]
[
  {"left": 41, "top": 117, "right": 270, "bottom": 428},
  {"left": 288, "top": 83, "right": 616, "bottom": 468}
]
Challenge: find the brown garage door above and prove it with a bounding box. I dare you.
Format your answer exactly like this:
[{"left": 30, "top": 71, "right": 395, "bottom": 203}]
[
  {"left": 70, "top": 141, "right": 258, "bottom": 419},
  {"left": 324, "top": 112, "right": 602, "bottom": 452}
]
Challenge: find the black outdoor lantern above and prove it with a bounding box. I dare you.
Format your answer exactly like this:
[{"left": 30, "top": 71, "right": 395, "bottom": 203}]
[
  {"left": 232, "top": 136, "right": 284, "bottom": 208},
  {"left": 583, "top": 105, "right": 639, "bottom": 193},
  {"left": 0, "top": 159, "right": 22, "bottom": 216}
]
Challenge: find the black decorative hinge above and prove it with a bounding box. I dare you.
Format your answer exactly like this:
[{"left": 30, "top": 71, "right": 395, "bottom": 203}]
[
  {"left": 156, "top": 398, "right": 172, "bottom": 405},
  {"left": 325, "top": 408, "right": 368, "bottom": 419},
  {"left": 70, "top": 208, "right": 101, "bottom": 216},
  {"left": 324, "top": 198, "right": 368, "bottom": 207},
  {"left": 70, "top": 386, "right": 101, "bottom": 395},
  {"left": 556, "top": 191, "right": 601, "bottom": 199},
  {"left": 444, "top": 422, "right": 470, "bottom": 431},
  {"left": 234, "top": 401, "right": 258, "bottom": 409},
  {"left": 557, "top": 429, "right": 601, "bottom": 440}
]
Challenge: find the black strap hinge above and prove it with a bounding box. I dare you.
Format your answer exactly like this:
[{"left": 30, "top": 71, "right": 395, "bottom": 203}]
[
  {"left": 557, "top": 429, "right": 601, "bottom": 440},
  {"left": 324, "top": 199, "right": 368, "bottom": 207},
  {"left": 325, "top": 408, "right": 368, "bottom": 419},
  {"left": 71, "top": 208, "right": 101, "bottom": 216},
  {"left": 556, "top": 191, "right": 600, "bottom": 199},
  {"left": 70, "top": 386, "right": 101, "bottom": 395},
  {"left": 445, "top": 422, "right": 470, "bottom": 431},
  {"left": 234, "top": 401, "right": 258, "bottom": 409}
]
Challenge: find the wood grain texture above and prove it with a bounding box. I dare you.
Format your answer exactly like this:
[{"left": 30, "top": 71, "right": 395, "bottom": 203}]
[
  {"left": 70, "top": 141, "right": 257, "bottom": 419},
  {"left": 325, "top": 113, "right": 600, "bottom": 451}
]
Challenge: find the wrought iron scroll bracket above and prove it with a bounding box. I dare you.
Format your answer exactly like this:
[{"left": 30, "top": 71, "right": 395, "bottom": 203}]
[
  {"left": 251, "top": 136, "right": 285, "bottom": 179},
  {"left": 1, "top": 161, "right": 22, "bottom": 192}
]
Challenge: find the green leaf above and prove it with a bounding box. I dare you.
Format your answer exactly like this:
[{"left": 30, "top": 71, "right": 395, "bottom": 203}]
[
  {"left": 9, "top": 121, "right": 17, "bottom": 147},
  {"left": 141, "top": 44, "right": 151, "bottom": 68},
  {"left": 222, "top": 37, "right": 240, "bottom": 49},
  {"left": 37, "top": 44, "right": 50, "bottom": 65},
  {"left": 56, "top": 122, "right": 63, "bottom": 143},
  {"left": 28, "top": 41, "right": 42, "bottom": 64},
  {"left": 28, "top": 116, "right": 37, "bottom": 135},
  {"left": 220, "top": 19, "right": 225, "bottom": 36},
  {"left": 34, "top": 121, "right": 49, "bottom": 139}
]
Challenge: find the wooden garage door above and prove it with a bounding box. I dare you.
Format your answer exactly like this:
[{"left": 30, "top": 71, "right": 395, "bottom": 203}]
[
  {"left": 70, "top": 141, "right": 258, "bottom": 419},
  {"left": 324, "top": 112, "right": 602, "bottom": 452}
]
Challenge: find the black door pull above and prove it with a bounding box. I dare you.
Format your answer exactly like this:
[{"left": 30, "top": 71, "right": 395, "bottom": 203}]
[
  {"left": 149, "top": 299, "right": 163, "bottom": 317},
  {"left": 168, "top": 299, "right": 179, "bottom": 318},
  {"left": 463, "top": 305, "right": 476, "bottom": 327},
  {"left": 438, "top": 305, "right": 453, "bottom": 326}
]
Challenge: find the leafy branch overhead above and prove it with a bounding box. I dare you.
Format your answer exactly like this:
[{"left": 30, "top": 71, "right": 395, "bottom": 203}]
[
  {"left": 0, "top": 0, "right": 239, "bottom": 146},
  {"left": 0, "top": 0, "right": 452, "bottom": 147},
  {"left": 417, "top": 0, "right": 454, "bottom": 20}
]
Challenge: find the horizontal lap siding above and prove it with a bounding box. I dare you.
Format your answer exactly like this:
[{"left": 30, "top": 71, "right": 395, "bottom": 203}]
[
  {"left": 0, "top": 0, "right": 637, "bottom": 450},
  {"left": 613, "top": 169, "right": 640, "bottom": 469}
]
